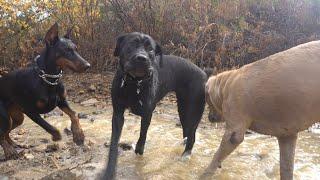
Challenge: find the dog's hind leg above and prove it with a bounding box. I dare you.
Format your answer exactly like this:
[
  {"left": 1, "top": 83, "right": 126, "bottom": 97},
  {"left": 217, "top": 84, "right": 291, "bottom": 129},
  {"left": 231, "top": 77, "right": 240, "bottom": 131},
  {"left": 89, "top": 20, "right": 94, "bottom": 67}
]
[
  {"left": 0, "top": 101, "right": 20, "bottom": 159},
  {"left": 177, "top": 90, "right": 205, "bottom": 157},
  {"left": 135, "top": 112, "right": 153, "bottom": 155},
  {"left": 6, "top": 104, "right": 26, "bottom": 148}
]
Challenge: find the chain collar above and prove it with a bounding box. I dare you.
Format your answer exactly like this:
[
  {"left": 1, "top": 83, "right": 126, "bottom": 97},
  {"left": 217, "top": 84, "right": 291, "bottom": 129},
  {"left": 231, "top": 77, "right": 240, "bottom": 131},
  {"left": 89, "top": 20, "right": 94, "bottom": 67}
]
[
  {"left": 34, "top": 55, "right": 63, "bottom": 86},
  {"left": 120, "top": 71, "right": 153, "bottom": 107},
  {"left": 120, "top": 71, "right": 153, "bottom": 88}
]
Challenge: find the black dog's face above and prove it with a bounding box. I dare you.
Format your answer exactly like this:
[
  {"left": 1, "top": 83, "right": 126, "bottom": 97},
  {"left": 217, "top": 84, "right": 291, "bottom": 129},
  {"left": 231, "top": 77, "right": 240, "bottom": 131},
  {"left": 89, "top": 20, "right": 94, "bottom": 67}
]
[
  {"left": 44, "top": 23, "right": 91, "bottom": 72},
  {"left": 205, "top": 87, "right": 223, "bottom": 123},
  {"left": 114, "top": 32, "right": 162, "bottom": 78}
]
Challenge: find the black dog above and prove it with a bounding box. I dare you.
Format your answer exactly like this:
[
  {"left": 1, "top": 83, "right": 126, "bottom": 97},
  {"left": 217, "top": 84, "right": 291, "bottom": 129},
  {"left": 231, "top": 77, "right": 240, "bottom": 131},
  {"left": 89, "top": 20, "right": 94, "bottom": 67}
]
[
  {"left": 0, "top": 23, "right": 90, "bottom": 159},
  {"left": 104, "top": 32, "right": 207, "bottom": 179}
]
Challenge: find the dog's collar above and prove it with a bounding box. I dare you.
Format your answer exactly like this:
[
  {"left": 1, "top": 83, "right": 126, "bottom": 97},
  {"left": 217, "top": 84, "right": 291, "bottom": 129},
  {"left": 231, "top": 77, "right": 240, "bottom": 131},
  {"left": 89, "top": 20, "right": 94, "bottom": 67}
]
[
  {"left": 120, "top": 71, "right": 153, "bottom": 88},
  {"left": 34, "top": 55, "right": 63, "bottom": 86},
  {"left": 120, "top": 71, "right": 153, "bottom": 107}
]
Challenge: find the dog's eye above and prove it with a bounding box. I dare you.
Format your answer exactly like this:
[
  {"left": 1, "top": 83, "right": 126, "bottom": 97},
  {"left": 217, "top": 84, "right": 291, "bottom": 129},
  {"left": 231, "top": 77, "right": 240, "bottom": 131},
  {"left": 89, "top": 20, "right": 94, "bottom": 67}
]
[
  {"left": 65, "top": 48, "right": 74, "bottom": 55},
  {"left": 144, "top": 42, "right": 153, "bottom": 52}
]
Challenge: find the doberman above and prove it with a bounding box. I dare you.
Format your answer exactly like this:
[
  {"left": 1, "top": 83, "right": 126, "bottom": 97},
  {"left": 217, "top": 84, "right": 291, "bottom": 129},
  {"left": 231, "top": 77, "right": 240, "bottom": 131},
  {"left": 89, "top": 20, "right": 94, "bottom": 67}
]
[{"left": 0, "top": 23, "right": 90, "bottom": 160}]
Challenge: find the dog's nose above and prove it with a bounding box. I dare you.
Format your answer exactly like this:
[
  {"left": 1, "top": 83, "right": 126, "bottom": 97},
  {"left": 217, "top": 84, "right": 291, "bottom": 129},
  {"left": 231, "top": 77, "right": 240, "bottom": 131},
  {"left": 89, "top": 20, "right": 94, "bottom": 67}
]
[
  {"left": 135, "top": 55, "right": 148, "bottom": 62},
  {"left": 84, "top": 62, "right": 91, "bottom": 70}
]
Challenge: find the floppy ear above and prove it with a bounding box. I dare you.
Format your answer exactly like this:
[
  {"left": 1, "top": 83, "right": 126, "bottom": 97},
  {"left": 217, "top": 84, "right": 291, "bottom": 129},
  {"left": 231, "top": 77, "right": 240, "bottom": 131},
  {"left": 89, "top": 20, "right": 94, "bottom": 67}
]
[
  {"left": 44, "top": 22, "right": 59, "bottom": 46},
  {"left": 155, "top": 42, "right": 163, "bottom": 67},
  {"left": 64, "top": 25, "right": 74, "bottom": 39},
  {"left": 114, "top": 34, "right": 126, "bottom": 57}
]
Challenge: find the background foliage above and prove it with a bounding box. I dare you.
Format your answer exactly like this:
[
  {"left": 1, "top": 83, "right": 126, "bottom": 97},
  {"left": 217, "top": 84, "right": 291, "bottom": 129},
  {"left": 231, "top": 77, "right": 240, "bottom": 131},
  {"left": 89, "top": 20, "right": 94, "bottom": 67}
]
[{"left": 1, "top": 0, "right": 320, "bottom": 72}]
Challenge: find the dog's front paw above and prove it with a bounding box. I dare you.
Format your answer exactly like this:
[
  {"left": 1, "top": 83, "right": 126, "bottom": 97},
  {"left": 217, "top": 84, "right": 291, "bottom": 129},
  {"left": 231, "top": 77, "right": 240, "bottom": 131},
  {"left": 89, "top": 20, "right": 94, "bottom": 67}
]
[
  {"left": 51, "top": 129, "right": 62, "bottom": 142},
  {"left": 71, "top": 124, "right": 85, "bottom": 145}
]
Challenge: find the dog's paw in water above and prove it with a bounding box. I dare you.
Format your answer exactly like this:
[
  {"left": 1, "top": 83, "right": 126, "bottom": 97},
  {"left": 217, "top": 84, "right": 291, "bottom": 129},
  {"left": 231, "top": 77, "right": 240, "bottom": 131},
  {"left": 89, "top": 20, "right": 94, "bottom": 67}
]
[
  {"left": 180, "top": 150, "right": 192, "bottom": 161},
  {"left": 134, "top": 139, "right": 147, "bottom": 155}
]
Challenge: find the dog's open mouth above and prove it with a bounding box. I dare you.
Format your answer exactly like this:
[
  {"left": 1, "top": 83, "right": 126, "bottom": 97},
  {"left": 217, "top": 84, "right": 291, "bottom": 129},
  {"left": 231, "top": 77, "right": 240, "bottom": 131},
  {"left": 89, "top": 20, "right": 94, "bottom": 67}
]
[{"left": 127, "top": 68, "right": 153, "bottom": 79}]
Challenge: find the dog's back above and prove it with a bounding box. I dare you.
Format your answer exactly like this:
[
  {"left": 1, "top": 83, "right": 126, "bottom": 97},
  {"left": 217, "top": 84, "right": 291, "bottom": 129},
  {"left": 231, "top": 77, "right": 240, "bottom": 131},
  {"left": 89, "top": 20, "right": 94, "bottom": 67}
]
[
  {"left": 209, "top": 40, "right": 320, "bottom": 136},
  {"left": 158, "top": 55, "right": 207, "bottom": 93}
]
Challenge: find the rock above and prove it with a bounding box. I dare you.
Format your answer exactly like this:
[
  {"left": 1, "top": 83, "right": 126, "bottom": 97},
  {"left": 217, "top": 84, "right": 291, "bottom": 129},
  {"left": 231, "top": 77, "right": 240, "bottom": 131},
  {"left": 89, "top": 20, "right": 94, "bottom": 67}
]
[
  {"left": 17, "top": 128, "right": 26, "bottom": 135},
  {"left": 64, "top": 128, "right": 72, "bottom": 136},
  {"left": 175, "top": 121, "right": 181, "bottom": 127},
  {"left": 104, "top": 142, "right": 110, "bottom": 148},
  {"left": 80, "top": 98, "right": 99, "bottom": 106},
  {"left": 88, "top": 84, "right": 96, "bottom": 92},
  {"left": 39, "top": 138, "right": 49, "bottom": 143},
  {"left": 34, "top": 144, "right": 47, "bottom": 152},
  {"left": 92, "top": 110, "right": 103, "bottom": 115},
  {"left": 90, "top": 117, "right": 95, "bottom": 122},
  {"left": 87, "top": 140, "right": 95, "bottom": 146},
  {"left": 24, "top": 153, "right": 34, "bottom": 160},
  {"left": 78, "top": 113, "right": 89, "bottom": 119},
  {"left": 119, "top": 142, "right": 132, "bottom": 151},
  {"left": 44, "top": 109, "right": 63, "bottom": 118},
  {"left": 46, "top": 143, "right": 59, "bottom": 152}
]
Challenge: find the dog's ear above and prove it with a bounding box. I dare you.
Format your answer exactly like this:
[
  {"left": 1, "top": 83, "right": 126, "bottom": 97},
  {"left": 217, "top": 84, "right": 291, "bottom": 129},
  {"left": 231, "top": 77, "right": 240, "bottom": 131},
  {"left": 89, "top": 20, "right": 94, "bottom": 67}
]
[
  {"left": 64, "top": 25, "right": 74, "bottom": 39},
  {"left": 155, "top": 42, "right": 163, "bottom": 67},
  {"left": 44, "top": 22, "right": 59, "bottom": 46},
  {"left": 114, "top": 34, "right": 126, "bottom": 57}
]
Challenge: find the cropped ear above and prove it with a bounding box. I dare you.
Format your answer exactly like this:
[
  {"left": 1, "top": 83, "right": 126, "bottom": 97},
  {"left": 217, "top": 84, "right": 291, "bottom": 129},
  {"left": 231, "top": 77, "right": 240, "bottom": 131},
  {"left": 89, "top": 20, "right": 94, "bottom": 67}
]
[
  {"left": 155, "top": 42, "right": 163, "bottom": 67},
  {"left": 44, "top": 22, "right": 59, "bottom": 46},
  {"left": 64, "top": 25, "right": 74, "bottom": 39},
  {"left": 114, "top": 34, "right": 126, "bottom": 57}
]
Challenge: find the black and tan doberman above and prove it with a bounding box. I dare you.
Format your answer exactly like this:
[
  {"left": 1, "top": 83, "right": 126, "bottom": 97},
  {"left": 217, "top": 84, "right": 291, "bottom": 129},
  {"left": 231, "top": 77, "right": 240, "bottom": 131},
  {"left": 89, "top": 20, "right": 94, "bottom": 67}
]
[{"left": 0, "top": 23, "right": 90, "bottom": 160}]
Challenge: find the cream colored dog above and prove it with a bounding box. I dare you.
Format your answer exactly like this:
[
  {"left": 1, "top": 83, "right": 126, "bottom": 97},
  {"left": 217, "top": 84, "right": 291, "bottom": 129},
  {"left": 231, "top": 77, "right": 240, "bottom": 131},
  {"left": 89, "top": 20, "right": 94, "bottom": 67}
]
[{"left": 203, "top": 41, "right": 320, "bottom": 180}]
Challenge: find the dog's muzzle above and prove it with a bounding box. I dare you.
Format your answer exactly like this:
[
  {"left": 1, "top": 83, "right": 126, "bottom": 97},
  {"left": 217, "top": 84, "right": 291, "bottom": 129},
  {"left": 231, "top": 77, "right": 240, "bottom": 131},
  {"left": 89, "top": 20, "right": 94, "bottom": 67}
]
[
  {"left": 124, "top": 54, "right": 151, "bottom": 78},
  {"left": 208, "top": 111, "right": 223, "bottom": 123}
]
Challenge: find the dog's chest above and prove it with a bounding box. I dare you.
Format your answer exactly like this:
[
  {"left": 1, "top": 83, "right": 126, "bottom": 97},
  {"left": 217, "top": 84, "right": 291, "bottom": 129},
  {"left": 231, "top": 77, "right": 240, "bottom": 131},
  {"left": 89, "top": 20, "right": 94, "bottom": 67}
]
[
  {"left": 120, "top": 85, "right": 149, "bottom": 116},
  {"left": 16, "top": 83, "right": 59, "bottom": 113}
]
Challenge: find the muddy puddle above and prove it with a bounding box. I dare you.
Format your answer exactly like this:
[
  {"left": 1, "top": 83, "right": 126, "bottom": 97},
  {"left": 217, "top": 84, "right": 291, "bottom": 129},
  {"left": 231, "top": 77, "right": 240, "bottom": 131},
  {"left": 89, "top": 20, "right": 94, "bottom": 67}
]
[{"left": 0, "top": 99, "right": 319, "bottom": 179}]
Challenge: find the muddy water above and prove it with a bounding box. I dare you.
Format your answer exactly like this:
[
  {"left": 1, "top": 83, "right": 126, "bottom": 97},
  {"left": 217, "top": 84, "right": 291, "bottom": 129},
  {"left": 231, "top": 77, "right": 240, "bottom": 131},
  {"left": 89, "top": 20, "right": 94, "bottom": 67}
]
[{"left": 0, "top": 101, "right": 319, "bottom": 179}]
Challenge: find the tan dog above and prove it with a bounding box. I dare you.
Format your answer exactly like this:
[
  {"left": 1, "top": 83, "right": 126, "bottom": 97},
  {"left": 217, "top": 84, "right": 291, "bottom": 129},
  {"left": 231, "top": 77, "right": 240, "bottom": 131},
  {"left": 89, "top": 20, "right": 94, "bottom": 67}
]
[{"left": 203, "top": 41, "right": 320, "bottom": 180}]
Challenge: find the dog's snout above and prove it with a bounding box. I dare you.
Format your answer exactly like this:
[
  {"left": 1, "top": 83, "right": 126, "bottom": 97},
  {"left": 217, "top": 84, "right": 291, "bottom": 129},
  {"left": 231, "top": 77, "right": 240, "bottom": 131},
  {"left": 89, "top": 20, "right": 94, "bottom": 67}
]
[
  {"left": 84, "top": 62, "right": 91, "bottom": 70},
  {"left": 135, "top": 54, "right": 148, "bottom": 62}
]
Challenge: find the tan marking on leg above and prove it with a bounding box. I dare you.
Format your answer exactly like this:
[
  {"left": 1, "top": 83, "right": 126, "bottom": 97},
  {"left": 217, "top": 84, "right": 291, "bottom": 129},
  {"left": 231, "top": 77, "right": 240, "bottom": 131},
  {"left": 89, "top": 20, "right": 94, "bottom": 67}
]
[
  {"left": 8, "top": 104, "right": 24, "bottom": 130},
  {"left": 60, "top": 107, "right": 84, "bottom": 145}
]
